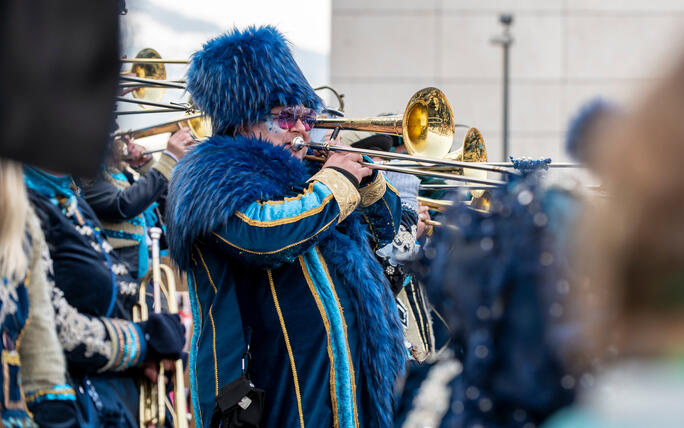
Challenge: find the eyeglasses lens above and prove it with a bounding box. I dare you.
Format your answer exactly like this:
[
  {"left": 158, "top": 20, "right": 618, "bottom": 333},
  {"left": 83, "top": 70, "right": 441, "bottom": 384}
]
[{"left": 276, "top": 107, "right": 317, "bottom": 131}]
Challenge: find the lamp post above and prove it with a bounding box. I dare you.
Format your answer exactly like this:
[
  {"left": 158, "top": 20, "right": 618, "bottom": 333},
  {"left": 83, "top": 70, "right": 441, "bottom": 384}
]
[{"left": 491, "top": 14, "right": 514, "bottom": 160}]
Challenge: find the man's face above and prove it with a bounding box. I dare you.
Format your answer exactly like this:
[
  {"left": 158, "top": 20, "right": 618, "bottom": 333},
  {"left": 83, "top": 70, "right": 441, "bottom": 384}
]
[{"left": 246, "top": 105, "right": 314, "bottom": 160}]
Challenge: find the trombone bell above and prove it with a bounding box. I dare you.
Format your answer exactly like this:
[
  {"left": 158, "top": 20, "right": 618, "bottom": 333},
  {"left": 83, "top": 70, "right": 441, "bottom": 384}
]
[
  {"left": 123, "top": 48, "right": 167, "bottom": 104},
  {"left": 403, "top": 88, "right": 455, "bottom": 159},
  {"left": 444, "top": 127, "right": 489, "bottom": 198},
  {"left": 314, "top": 87, "right": 455, "bottom": 159}
]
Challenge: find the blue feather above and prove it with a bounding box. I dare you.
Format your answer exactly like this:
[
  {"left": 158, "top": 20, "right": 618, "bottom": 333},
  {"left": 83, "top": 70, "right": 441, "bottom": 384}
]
[{"left": 509, "top": 156, "right": 552, "bottom": 171}]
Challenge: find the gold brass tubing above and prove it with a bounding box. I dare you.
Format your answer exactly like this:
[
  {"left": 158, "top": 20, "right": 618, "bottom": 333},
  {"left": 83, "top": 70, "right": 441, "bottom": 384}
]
[
  {"left": 149, "top": 227, "right": 188, "bottom": 428},
  {"left": 298, "top": 140, "right": 513, "bottom": 177},
  {"left": 303, "top": 154, "right": 504, "bottom": 186},
  {"left": 160, "top": 265, "right": 189, "bottom": 428},
  {"left": 314, "top": 85, "right": 345, "bottom": 112},
  {"left": 114, "top": 108, "right": 185, "bottom": 115},
  {"left": 417, "top": 196, "right": 454, "bottom": 210},
  {"left": 315, "top": 87, "right": 456, "bottom": 160},
  {"left": 115, "top": 96, "right": 190, "bottom": 111},
  {"left": 113, "top": 113, "right": 203, "bottom": 139},
  {"left": 419, "top": 184, "right": 499, "bottom": 191},
  {"left": 121, "top": 58, "right": 189, "bottom": 64}
]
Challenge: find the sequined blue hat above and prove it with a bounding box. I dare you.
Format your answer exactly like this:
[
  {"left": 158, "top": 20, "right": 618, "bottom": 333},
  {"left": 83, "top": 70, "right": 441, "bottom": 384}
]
[{"left": 186, "top": 25, "right": 322, "bottom": 135}]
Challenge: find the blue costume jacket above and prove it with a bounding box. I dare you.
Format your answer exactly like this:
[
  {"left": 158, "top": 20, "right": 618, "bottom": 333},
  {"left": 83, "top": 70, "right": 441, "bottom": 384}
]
[
  {"left": 25, "top": 168, "right": 150, "bottom": 427},
  {"left": 82, "top": 153, "right": 176, "bottom": 278},
  {"left": 166, "top": 136, "right": 406, "bottom": 428}
]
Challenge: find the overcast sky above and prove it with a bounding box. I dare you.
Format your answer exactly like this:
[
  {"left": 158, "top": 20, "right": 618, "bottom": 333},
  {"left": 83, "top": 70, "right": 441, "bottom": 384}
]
[{"left": 119, "top": 0, "right": 331, "bottom": 143}]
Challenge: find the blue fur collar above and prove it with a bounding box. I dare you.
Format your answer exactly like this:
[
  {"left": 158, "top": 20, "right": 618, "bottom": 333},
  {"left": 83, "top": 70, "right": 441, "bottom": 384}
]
[
  {"left": 167, "top": 135, "right": 405, "bottom": 427},
  {"left": 166, "top": 135, "right": 311, "bottom": 270}
]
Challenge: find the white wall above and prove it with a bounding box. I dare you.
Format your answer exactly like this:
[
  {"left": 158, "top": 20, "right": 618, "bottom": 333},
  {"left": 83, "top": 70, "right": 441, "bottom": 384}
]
[{"left": 331, "top": 0, "right": 684, "bottom": 161}]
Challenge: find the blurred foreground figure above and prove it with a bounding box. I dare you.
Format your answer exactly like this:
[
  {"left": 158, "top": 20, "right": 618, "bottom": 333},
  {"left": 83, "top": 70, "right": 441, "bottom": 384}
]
[
  {"left": 543, "top": 54, "right": 684, "bottom": 428},
  {"left": 0, "top": 159, "right": 79, "bottom": 426},
  {"left": 415, "top": 170, "right": 582, "bottom": 428},
  {"left": 0, "top": 1, "right": 120, "bottom": 176}
]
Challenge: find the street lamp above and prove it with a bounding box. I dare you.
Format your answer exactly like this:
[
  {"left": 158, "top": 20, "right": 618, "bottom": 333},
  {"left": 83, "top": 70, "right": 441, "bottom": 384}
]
[{"left": 491, "top": 14, "right": 514, "bottom": 160}]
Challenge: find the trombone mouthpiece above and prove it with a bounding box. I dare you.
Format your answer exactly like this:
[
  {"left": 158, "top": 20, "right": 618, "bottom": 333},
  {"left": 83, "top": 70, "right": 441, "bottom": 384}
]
[{"left": 291, "top": 137, "right": 305, "bottom": 151}]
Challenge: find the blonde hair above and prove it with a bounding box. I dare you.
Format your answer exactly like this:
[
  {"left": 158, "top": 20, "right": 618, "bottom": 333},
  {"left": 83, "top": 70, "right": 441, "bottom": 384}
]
[{"left": 0, "top": 158, "right": 29, "bottom": 280}]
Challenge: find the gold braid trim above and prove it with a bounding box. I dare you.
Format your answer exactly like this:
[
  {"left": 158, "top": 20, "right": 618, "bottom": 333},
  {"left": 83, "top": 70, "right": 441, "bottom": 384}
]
[
  {"left": 268, "top": 270, "right": 306, "bottom": 428},
  {"left": 99, "top": 220, "right": 145, "bottom": 250},
  {"left": 98, "top": 319, "right": 119, "bottom": 373},
  {"left": 309, "top": 168, "right": 360, "bottom": 222},
  {"left": 358, "top": 172, "right": 387, "bottom": 207}
]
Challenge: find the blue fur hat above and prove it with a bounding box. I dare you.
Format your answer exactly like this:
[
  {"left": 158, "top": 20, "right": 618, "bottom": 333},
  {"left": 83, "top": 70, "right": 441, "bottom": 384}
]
[{"left": 187, "top": 25, "right": 322, "bottom": 135}]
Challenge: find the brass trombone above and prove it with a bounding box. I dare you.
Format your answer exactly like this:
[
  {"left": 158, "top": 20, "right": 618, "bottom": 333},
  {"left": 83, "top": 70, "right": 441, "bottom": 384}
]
[
  {"left": 293, "top": 88, "right": 508, "bottom": 186},
  {"left": 121, "top": 48, "right": 169, "bottom": 105},
  {"left": 113, "top": 114, "right": 210, "bottom": 141},
  {"left": 417, "top": 196, "right": 453, "bottom": 212},
  {"left": 314, "top": 86, "right": 345, "bottom": 112},
  {"left": 313, "top": 87, "right": 456, "bottom": 160},
  {"left": 121, "top": 57, "right": 189, "bottom": 65},
  {"left": 132, "top": 227, "right": 188, "bottom": 428}
]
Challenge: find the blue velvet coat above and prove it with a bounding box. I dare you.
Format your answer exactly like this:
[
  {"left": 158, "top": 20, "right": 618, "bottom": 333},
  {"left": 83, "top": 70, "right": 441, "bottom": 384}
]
[{"left": 166, "top": 136, "right": 406, "bottom": 428}]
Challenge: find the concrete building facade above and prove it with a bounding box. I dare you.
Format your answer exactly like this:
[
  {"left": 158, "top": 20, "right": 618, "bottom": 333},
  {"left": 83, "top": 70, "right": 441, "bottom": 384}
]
[{"left": 331, "top": 0, "right": 684, "bottom": 161}]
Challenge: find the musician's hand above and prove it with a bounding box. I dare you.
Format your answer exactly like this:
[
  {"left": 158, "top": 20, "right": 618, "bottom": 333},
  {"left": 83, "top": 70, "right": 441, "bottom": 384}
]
[
  {"left": 417, "top": 204, "right": 432, "bottom": 239},
  {"left": 137, "top": 313, "right": 186, "bottom": 363},
  {"left": 309, "top": 130, "right": 341, "bottom": 158},
  {"left": 126, "top": 138, "right": 152, "bottom": 168},
  {"left": 166, "top": 128, "right": 195, "bottom": 161},
  {"left": 143, "top": 359, "right": 175, "bottom": 383},
  {"left": 323, "top": 152, "right": 372, "bottom": 186}
]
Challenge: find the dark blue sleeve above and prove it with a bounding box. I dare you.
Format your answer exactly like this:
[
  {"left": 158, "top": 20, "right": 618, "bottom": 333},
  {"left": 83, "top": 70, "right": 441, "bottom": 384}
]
[
  {"left": 210, "top": 180, "right": 344, "bottom": 269},
  {"left": 82, "top": 168, "right": 168, "bottom": 221}
]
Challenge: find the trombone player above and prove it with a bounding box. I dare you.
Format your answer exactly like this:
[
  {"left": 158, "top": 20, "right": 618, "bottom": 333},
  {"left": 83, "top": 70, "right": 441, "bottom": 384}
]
[
  {"left": 81, "top": 128, "right": 193, "bottom": 278},
  {"left": 166, "top": 26, "right": 406, "bottom": 428}
]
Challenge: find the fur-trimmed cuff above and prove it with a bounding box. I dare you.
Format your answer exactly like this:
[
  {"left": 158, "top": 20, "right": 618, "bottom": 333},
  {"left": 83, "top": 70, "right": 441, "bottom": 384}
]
[
  {"left": 309, "top": 168, "right": 360, "bottom": 221},
  {"left": 151, "top": 153, "right": 178, "bottom": 181},
  {"left": 359, "top": 171, "right": 387, "bottom": 207}
]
